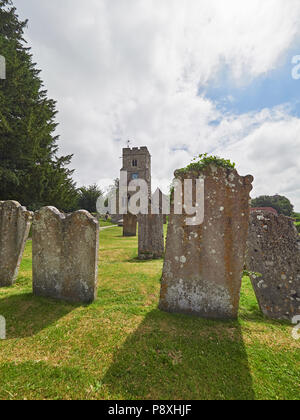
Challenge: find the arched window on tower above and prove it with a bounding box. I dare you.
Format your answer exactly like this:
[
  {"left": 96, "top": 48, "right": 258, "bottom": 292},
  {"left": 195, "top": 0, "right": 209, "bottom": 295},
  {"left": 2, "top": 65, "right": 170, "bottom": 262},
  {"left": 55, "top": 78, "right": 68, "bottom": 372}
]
[{"left": 132, "top": 160, "right": 138, "bottom": 167}]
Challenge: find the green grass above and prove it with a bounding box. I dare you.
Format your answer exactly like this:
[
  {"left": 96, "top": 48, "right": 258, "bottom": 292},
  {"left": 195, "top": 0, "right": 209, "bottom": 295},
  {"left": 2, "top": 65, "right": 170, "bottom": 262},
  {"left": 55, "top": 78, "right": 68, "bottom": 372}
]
[
  {"left": 293, "top": 212, "right": 300, "bottom": 220},
  {"left": 293, "top": 213, "right": 300, "bottom": 233},
  {"left": 0, "top": 227, "right": 299, "bottom": 400},
  {"left": 99, "top": 219, "right": 115, "bottom": 228}
]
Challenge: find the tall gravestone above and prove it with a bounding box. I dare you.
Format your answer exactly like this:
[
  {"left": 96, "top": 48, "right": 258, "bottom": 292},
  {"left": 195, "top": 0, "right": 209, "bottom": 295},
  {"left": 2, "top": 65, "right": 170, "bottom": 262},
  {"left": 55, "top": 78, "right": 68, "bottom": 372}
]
[
  {"left": 138, "top": 214, "right": 164, "bottom": 260},
  {"left": 152, "top": 188, "right": 169, "bottom": 225},
  {"left": 0, "top": 201, "right": 32, "bottom": 287},
  {"left": 32, "top": 207, "right": 99, "bottom": 304},
  {"left": 246, "top": 211, "right": 300, "bottom": 321},
  {"left": 159, "top": 165, "right": 253, "bottom": 319}
]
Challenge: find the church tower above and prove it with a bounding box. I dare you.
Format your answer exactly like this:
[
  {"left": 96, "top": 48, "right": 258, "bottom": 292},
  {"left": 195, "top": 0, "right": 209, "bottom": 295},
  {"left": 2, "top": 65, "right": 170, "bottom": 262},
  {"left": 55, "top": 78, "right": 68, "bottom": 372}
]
[
  {"left": 121, "top": 146, "right": 151, "bottom": 198},
  {"left": 121, "top": 146, "right": 151, "bottom": 237}
]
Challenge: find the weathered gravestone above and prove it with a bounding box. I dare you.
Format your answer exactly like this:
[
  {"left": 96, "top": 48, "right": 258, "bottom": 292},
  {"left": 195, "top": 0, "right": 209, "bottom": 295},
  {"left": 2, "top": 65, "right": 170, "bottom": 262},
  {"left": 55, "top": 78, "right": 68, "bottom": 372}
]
[
  {"left": 246, "top": 211, "right": 300, "bottom": 321},
  {"left": 159, "top": 165, "right": 253, "bottom": 319},
  {"left": 32, "top": 207, "right": 99, "bottom": 304},
  {"left": 138, "top": 214, "right": 164, "bottom": 260},
  {"left": 0, "top": 315, "right": 5, "bottom": 340},
  {"left": 123, "top": 213, "right": 137, "bottom": 237},
  {"left": 152, "top": 188, "right": 169, "bottom": 225},
  {"left": 0, "top": 201, "right": 32, "bottom": 287}
]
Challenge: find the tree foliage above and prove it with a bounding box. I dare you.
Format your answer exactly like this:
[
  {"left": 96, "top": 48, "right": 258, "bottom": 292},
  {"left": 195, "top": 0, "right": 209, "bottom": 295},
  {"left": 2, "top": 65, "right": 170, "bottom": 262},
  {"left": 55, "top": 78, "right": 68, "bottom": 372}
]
[
  {"left": 177, "top": 153, "right": 235, "bottom": 174},
  {"left": 0, "top": 0, "right": 77, "bottom": 211},
  {"left": 251, "top": 194, "right": 294, "bottom": 217},
  {"left": 78, "top": 184, "right": 103, "bottom": 213}
]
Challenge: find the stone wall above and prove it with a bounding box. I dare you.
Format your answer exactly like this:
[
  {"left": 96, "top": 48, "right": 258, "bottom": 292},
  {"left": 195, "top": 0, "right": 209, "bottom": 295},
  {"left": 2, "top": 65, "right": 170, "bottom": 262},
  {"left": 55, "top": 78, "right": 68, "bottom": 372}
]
[
  {"left": 138, "top": 214, "right": 164, "bottom": 260},
  {"left": 32, "top": 207, "right": 99, "bottom": 304},
  {"left": 0, "top": 201, "right": 32, "bottom": 287},
  {"left": 246, "top": 211, "right": 300, "bottom": 321},
  {"left": 159, "top": 165, "right": 253, "bottom": 319}
]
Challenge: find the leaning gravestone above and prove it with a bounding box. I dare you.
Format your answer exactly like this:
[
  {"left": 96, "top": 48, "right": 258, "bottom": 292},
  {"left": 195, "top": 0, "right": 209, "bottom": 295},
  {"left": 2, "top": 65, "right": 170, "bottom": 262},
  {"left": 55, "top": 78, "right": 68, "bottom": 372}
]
[
  {"left": 159, "top": 165, "right": 253, "bottom": 319},
  {"left": 0, "top": 201, "right": 32, "bottom": 287},
  {"left": 32, "top": 207, "right": 99, "bottom": 304},
  {"left": 138, "top": 214, "right": 164, "bottom": 260},
  {"left": 246, "top": 211, "right": 300, "bottom": 321},
  {"left": 123, "top": 213, "right": 137, "bottom": 237}
]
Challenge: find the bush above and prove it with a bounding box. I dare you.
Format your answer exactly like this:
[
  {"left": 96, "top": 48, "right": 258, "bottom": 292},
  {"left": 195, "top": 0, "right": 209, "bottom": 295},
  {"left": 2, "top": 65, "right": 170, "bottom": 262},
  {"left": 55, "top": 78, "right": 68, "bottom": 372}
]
[
  {"left": 177, "top": 153, "right": 235, "bottom": 174},
  {"left": 251, "top": 195, "right": 294, "bottom": 217},
  {"left": 77, "top": 184, "right": 103, "bottom": 213}
]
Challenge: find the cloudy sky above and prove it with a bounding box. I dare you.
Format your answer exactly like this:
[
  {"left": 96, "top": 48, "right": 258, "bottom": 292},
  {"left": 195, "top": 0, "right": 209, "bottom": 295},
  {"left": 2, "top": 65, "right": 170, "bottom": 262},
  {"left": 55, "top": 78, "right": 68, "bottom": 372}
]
[{"left": 14, "top": 0, "right": 300, "bottom": 209}]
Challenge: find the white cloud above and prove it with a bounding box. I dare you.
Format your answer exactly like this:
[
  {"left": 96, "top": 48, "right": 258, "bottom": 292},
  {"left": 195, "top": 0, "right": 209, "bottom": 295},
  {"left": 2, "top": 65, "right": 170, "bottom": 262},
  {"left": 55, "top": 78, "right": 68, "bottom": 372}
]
[
  {"left": 219, "top": 109, "right": 300, "bottom": 207},
  {"left": 13, "top": 0, "right": 300, "bottom": 209}
]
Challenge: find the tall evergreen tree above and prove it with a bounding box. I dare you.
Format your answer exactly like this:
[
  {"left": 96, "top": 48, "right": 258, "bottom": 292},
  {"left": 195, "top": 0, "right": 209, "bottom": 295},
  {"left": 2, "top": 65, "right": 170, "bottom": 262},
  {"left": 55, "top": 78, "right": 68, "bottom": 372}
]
[{"left": 0, "top": 0, "right": 78, "bottom": 211}]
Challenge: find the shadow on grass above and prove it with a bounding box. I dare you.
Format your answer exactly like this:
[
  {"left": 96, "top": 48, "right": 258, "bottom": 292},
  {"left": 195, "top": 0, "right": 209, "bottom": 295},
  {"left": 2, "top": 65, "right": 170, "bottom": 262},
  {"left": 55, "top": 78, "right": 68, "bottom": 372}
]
[
  {"left": 0, "top": 293, "right": 78, "bottom": 339},
  {"left": 103, "top": 309, "right": 255, "bottom": 400},
  {"left": 240, "top": 310, "right": 291, "bottom": 327}
]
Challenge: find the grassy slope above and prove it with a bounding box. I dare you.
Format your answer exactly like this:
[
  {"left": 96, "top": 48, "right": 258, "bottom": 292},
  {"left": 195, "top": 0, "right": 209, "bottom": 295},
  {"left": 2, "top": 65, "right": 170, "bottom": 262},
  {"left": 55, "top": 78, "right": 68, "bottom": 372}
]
[{"left": 0, "top": 227, "right": 299, "bottom": 400}]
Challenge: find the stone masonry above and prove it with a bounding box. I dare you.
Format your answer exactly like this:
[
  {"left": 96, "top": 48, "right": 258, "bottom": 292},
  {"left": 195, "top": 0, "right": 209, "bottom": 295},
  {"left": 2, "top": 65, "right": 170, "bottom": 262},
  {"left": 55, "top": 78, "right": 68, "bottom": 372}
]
[
  {"left": 122, "top": 147, "right": 151, "bottom": 199},
  {"left": 0, "top": 201, "right": 32, "bottom": 287},
  {"left": 159, "top": 165, "right": 253, "bottom": 319},
  {"left": 32, "top": 207, "right": 99, "bottom": 304},
  {"left": 138, "top": 214, "right": 164, "bottom": 260},
  {"left": 246, "top": 211, "right": 300, "bottom": 321},
  {"left": 122, "top": 147, "right": 151, "bottom": 237}
]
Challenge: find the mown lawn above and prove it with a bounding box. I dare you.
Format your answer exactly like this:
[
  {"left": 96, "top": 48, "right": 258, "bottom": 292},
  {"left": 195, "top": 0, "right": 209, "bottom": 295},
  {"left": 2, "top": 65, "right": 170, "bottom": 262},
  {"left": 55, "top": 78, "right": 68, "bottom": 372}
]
[
  {"left": 0, "top": 226, "right": 299, "bottom": 400},
  {"left": 99, "top": 219, "right": 116, "bottom": 228}
]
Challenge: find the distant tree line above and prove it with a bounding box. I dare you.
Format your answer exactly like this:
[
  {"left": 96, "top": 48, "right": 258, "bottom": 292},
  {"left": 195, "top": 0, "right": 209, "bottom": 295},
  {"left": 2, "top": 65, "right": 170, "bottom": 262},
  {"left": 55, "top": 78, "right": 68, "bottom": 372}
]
[
  {"left": 294, "top": 212, "right": 300, "bottom": 233},
  {"left": 77, "top": 184, "right": 103, "bottom": 214},
  {"left": 251, "top": 194, "right": 300, "bottom": 232},
  {"left": 251, "top": 195, "right": 294, "bottom": 217}
]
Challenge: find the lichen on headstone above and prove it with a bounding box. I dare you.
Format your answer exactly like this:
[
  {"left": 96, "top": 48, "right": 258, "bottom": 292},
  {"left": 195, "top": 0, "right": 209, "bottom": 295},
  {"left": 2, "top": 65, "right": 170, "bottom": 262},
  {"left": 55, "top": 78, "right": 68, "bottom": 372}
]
[{"left": 246, "top": 211, "right": 300, "bottom": 321}]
